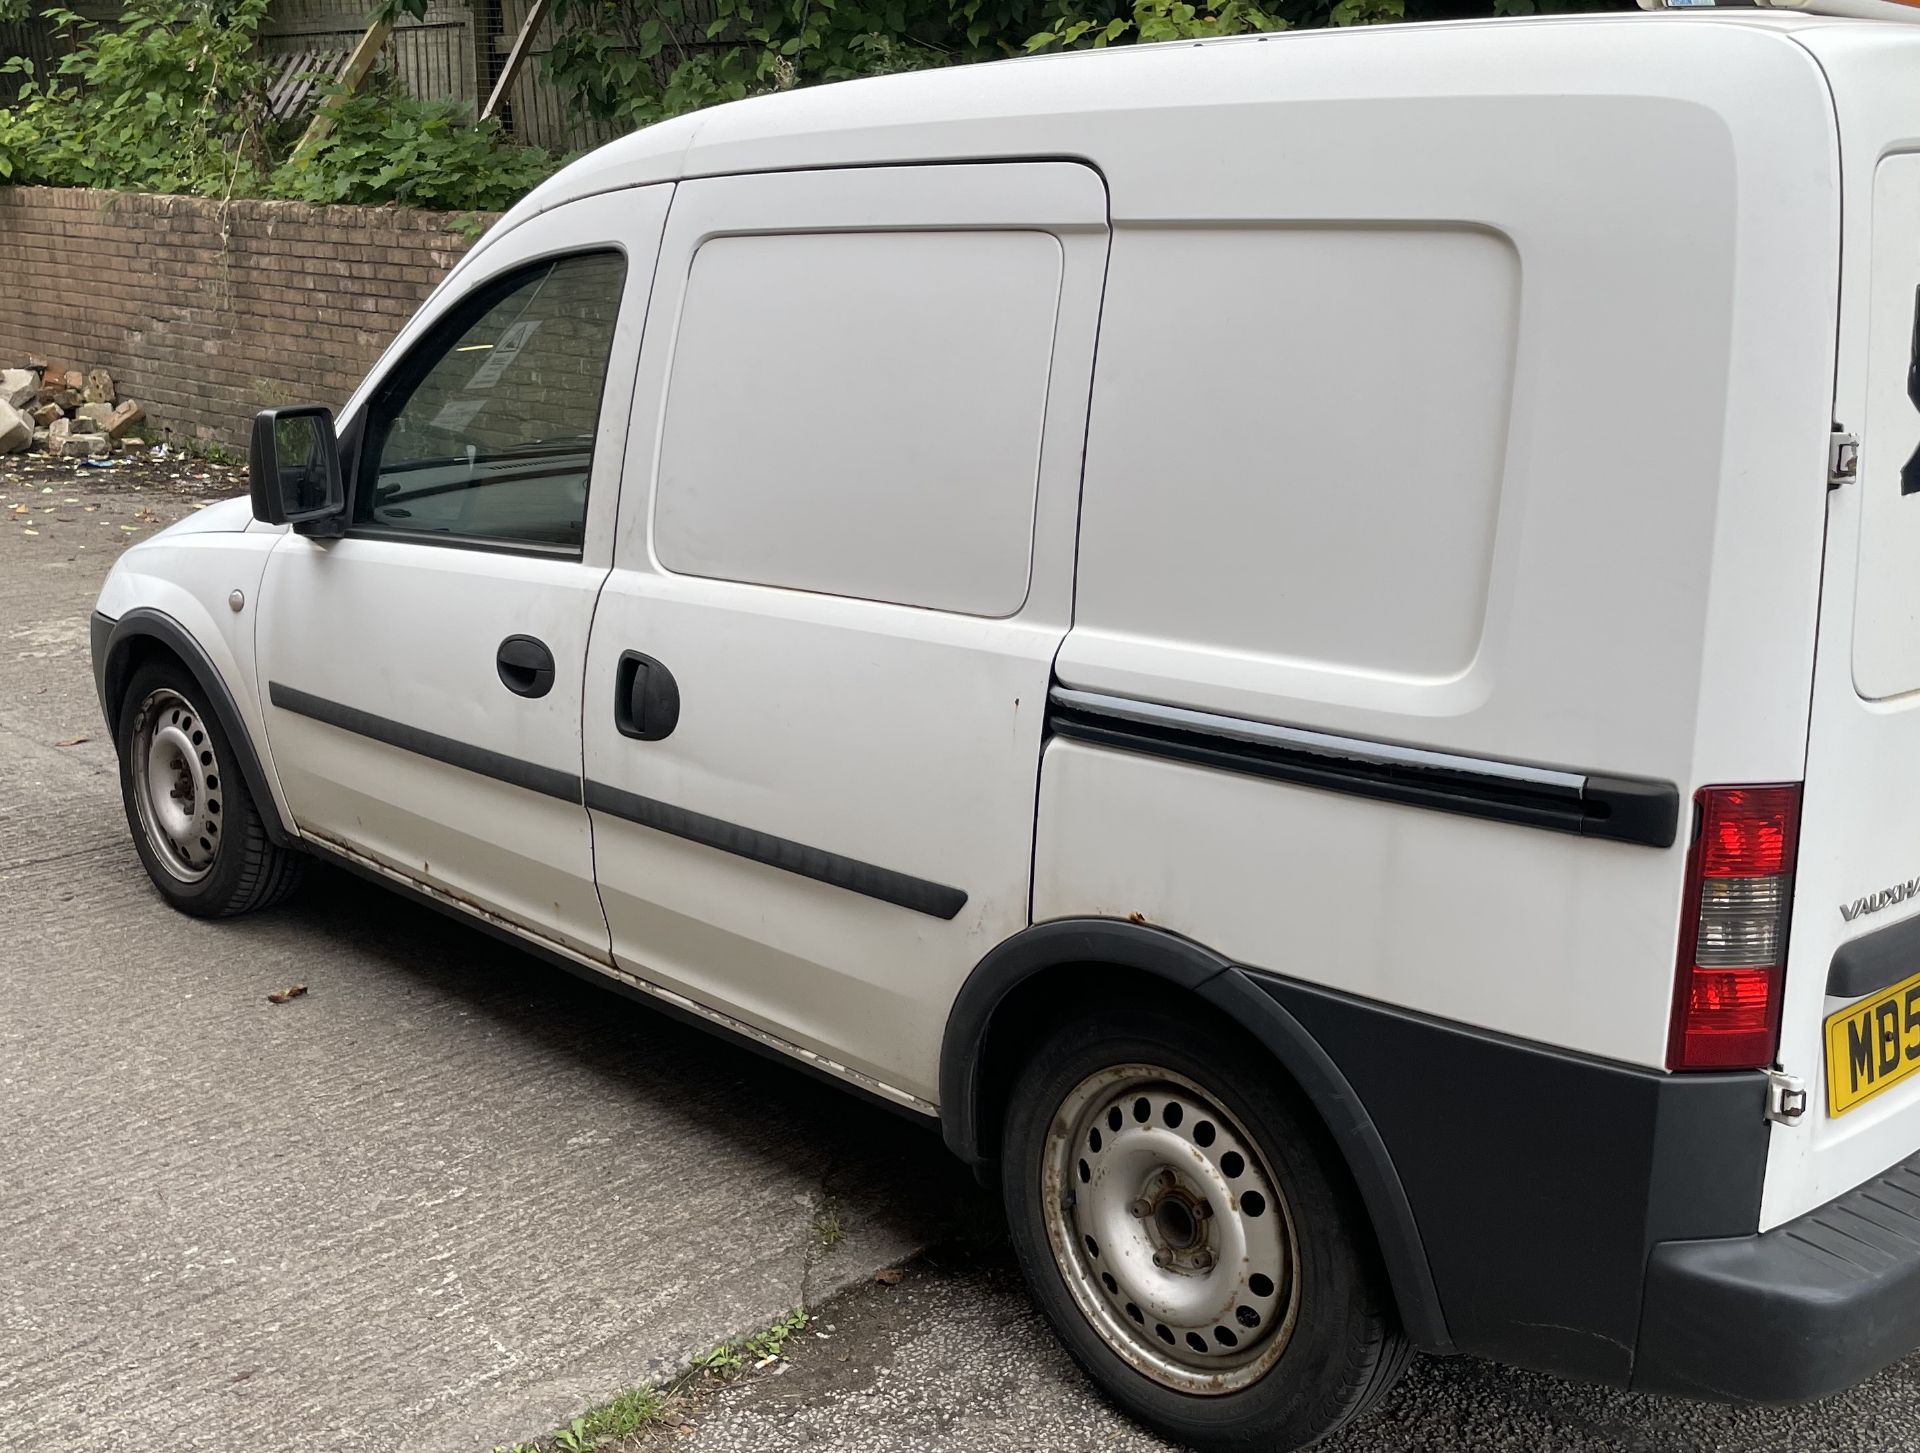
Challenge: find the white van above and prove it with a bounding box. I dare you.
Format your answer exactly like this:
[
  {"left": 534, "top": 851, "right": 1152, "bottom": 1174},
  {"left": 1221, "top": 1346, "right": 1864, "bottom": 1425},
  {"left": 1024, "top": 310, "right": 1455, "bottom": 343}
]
[{"left": 87, "top": 6, "right": 1920, "bottom": 1446}]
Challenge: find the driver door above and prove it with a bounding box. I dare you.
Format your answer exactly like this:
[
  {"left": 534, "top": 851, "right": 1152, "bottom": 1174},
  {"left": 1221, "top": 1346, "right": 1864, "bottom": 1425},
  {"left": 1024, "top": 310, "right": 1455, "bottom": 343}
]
[{"left": 254, "top": 187, "right": 671, "bottom": 958}]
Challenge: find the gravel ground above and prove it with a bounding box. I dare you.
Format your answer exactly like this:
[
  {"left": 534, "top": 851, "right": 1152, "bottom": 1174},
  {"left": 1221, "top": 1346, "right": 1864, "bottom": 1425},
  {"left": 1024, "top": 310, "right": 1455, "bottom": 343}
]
[{"left": 611, "top": 1242, "right": 1920, "bottom": 1453}]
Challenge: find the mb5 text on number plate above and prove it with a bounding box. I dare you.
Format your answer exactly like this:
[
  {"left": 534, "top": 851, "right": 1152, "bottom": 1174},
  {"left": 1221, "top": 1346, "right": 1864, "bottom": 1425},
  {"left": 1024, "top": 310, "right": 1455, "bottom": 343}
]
[{"left": 1827, "top": 969, "right": 1920, "bottom": 1115}]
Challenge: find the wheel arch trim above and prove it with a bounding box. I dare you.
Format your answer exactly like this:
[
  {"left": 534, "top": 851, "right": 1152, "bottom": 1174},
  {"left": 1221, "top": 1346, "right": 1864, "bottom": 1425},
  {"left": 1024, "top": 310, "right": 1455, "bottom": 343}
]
[
  {"left": 938, "top": 917, "right": 1451, "bottom": 1351},
  {"left": 96, "top": 607, "right": 294, "bottom": 847}
]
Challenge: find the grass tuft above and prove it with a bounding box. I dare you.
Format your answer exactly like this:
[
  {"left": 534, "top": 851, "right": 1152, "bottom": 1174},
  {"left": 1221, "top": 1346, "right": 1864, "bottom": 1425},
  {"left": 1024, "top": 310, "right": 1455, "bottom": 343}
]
[{"left": 492, "top": 1307, "right": 811, "bottom": 1453}]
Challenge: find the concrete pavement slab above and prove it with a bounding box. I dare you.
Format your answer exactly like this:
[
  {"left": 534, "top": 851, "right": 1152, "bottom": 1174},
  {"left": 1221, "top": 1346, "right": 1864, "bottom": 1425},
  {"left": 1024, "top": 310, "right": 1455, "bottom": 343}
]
[{"left": 0, "top": 479, "right": 971, "bottom": 1451}]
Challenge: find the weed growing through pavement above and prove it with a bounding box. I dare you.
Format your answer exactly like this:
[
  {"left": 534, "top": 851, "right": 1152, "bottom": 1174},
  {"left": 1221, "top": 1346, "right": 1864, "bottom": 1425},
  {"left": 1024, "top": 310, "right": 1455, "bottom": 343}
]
[{"left": 494, "top": 1307, "right": 812, "bottom": 1452}]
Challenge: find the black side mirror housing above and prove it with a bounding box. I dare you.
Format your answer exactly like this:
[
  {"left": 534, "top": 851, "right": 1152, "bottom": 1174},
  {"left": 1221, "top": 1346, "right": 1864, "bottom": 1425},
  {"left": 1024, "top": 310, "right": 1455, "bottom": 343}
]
[{"left": 249, "top": 406, "right": 345, "bottom": 535}]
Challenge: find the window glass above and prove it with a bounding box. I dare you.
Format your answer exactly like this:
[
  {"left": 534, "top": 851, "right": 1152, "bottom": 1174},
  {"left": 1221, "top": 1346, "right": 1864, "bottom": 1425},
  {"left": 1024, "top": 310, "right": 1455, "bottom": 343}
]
[
  {"left": 356, "top": 251, "right": 626, "bottom": 552},
  {"left": 653, "top": 230, "right": 1061, "bottom": 616}
]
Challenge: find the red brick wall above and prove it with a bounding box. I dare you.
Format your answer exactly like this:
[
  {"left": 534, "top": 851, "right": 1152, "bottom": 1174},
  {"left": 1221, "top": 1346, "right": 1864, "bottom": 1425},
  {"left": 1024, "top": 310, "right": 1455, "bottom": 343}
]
[{"left": 0, "top": 187, "right": 493, "bottom": 449}]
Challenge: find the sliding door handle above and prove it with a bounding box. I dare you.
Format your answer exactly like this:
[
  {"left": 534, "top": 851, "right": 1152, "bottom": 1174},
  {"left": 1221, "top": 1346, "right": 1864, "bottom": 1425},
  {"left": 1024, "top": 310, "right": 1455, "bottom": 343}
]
[{"left": 614, "top": 651, "right": 680, "bottom": 741}]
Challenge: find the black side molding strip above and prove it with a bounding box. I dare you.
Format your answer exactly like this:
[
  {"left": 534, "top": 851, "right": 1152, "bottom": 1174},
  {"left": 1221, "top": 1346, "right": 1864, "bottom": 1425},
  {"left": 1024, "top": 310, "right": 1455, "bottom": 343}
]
[
  {"left": 583, "top": 779, "right": 968, "bottom": 921},
  {"left": 267, "top": 682, "right": 582, "bottom": 804},
  {"left": 1829, "top": 908, "right": 1920, "bottom": 999},
  {"left": 263, "top": 681, "right": 966, "bottom": 920},
  {"left": 1047, "top": 688, "right": 1678, "bottom": 849}
]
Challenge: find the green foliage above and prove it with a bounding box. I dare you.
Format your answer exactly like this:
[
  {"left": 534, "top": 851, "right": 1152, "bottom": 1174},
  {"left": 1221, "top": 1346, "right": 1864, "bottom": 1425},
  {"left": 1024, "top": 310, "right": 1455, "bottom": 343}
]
[
  {"left": 490, "top": 1309, "right": 811, "bottom": 1453},
  {"left": 0, "top": 0, "right": 555, "bottom": 211},
  {"left": 270, "top": 87, "right": 556, "bottom": 210},
  {"left": 1025, "top": 0, "right": 1283, "bottom": 52},
  {"left": 0, "top": 0, "right": 276, "bottom": 195},
  {"left": 537, "top": 0, "right": 1619, "bottom": 128}
]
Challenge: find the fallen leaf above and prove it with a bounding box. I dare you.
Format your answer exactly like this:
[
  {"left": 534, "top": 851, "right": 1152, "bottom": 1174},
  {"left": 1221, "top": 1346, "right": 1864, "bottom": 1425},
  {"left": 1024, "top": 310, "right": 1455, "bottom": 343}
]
[
  {"left": 10, "top": 504, "right": 24, "bottom": 516},
  {"left": 54, "top": 735, "right": 88, "bottom": 747},
  {"left": 874, "top": 1267, "right": 904, "bottom": 1286},
  {"left": 21, "top": 528, "right": 36, "bottom": 536},
  {"left": 266, "top": 984, "right": 309, "bottom": 1005}
]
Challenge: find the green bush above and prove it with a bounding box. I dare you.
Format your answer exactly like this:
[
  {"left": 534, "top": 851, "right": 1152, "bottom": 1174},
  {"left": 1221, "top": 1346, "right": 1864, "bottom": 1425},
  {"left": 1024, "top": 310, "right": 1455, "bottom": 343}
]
[
  {"left": 0, "top": 0, "right": 556, "bottom": 212},
  {"left": 0, "top": 0, "right": 277, "bottom": 196},
  {"left": 269, "top": 89, "right": 557, "bottom": 211}
]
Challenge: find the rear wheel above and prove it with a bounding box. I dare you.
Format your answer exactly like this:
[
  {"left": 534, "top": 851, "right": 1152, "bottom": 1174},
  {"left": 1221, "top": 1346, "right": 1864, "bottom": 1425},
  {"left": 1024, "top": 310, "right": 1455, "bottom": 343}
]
[
  {"left": 1001, "top": 1005, "right": 1409, "bottom": 1452},
  {"left": 116, "top": 659, "right": 303, "bottom": 917}
]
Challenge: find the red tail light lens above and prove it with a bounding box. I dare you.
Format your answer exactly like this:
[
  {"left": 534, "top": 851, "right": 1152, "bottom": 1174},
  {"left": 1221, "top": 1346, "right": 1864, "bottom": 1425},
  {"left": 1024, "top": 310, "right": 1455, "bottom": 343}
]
[{"left": 1668, "top": 784, "right": 1801, "bottom": 1071}]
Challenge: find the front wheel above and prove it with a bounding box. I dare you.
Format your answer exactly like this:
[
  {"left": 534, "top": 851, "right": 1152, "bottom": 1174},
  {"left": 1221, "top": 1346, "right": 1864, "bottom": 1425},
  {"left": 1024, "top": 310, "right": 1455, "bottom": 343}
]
[
  {"left": 1001, "top": 1005, "right": 1409, "bottom": 1452},
  {"left": 116, "top": 659, "right": 303, "bottom": 917}
]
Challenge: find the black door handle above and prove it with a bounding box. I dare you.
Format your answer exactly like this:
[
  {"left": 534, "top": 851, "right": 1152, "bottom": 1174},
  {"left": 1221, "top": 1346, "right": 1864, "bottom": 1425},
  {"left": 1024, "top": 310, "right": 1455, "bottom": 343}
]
[
  {"left": 614, "top": 650, "right": 680, "bottom": 741},
  {"left": 496, "top": 635, "right": 556, "bottom": 699}
]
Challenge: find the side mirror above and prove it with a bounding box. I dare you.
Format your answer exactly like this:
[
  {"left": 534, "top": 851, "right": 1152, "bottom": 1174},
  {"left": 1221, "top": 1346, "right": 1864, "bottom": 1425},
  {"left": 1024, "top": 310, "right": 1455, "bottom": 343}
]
[{"left": 249, "top": 406, "right": 344, "bottom": 533}]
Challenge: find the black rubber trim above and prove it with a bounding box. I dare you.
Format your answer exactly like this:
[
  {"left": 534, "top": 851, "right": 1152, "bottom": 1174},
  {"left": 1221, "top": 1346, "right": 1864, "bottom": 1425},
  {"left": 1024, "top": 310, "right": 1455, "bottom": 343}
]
[
  {"left": 1255, "top": 969, "right": 1766, "bottom": 1386},
  {"left": 90, "top": 610, "right": 113, "bottom": 720},
  {"left": 95, "top": 608, "right": 293, "bottom": 847},
  {"left": 267, "top": 682, "right": 581, "bottom": 804},
  {"left": 1047, "top": 698, "right": 1679, "bottom": 849},
  {"left": 939, "top": 918, "right": 1451, "bottom": 1351},
  {"left": 940, "top": 917, "right": 1773, "bottom": 1378},
  {"left": 583, "top": 779, "right": 968, "bottom": 921},
  {"left": 1637, "top": 1144, "right": 1920, "bottom": 1403},
  {"left": 1828, "top": 908, "right": 1920, "bottom": 999},
  {"left": 299, "top": 836, "right": 937, "bottom": 1130},
  {"left": 344, "top": 525, "right": 583, "bottom": 561}
]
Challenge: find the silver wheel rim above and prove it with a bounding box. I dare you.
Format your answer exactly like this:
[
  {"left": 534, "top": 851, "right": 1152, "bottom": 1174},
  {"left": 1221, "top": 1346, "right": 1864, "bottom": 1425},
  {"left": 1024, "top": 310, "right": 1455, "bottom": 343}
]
[
  {"left": 130, "top": 688, "right": 222, "bottom": 883},
  {"left": 1041, "top": 1063, "right": 1300, "bottom": 1395}
]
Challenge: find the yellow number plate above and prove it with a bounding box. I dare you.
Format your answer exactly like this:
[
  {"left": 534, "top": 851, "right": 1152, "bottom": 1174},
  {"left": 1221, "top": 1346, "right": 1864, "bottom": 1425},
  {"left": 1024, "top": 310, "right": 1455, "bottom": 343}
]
[{"left": 1826, "top": 969, "right": 1920, "bottom": 1115}]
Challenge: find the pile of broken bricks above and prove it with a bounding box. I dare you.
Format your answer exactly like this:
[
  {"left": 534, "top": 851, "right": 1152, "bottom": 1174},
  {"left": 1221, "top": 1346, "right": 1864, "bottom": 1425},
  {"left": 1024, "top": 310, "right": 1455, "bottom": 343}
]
[{"left": 0, "top": 360, "right": 146, "bottom": 459}]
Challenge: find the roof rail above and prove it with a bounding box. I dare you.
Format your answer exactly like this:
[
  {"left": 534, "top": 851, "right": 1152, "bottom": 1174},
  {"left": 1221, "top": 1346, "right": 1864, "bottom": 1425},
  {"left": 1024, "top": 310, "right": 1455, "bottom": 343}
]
[{"left": 1638, "top": 0, "right": 1920, "bottom": 20}]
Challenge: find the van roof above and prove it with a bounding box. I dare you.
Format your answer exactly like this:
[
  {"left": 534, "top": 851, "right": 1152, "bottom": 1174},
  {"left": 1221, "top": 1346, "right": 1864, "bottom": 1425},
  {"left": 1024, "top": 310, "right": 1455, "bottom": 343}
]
[{"left": 491, "top": 8, "right": 1892, "bottom": 230}]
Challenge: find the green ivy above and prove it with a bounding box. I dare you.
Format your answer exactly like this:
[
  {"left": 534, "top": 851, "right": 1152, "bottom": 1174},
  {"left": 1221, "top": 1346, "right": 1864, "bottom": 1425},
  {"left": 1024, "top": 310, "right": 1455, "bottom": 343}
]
[
  {"left": 0, "top": 0, "right": 556, "bottom": 211},
  {"left": 0, "top": 0, "right": 277, "bottom": 196},
  {"left": 513, "top": 0, "right": 1621, "bottom": 131},
  {"left": 269, "top": 87, "right": 557, "bottom": 211}
]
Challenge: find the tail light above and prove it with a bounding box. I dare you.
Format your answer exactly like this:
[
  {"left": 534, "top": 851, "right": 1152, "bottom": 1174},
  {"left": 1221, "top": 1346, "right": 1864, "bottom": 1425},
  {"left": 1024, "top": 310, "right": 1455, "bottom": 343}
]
[{"left": 1667, "top": 784, "right": 1802, "bottom": 1071}]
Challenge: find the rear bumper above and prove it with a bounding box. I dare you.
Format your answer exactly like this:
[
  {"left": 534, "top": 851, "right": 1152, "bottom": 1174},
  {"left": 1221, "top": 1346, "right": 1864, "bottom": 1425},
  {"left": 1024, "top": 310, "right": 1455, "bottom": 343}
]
[{"left": 1635, "top": 1146, "right": 1920, "bottom": 1403}]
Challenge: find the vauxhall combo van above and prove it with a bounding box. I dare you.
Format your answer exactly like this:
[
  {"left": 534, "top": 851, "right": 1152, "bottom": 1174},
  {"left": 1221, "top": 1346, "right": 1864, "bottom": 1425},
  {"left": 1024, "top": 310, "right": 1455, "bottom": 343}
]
[{"left": 86, "top": 4, "right": 1920, "bottom": 1446}]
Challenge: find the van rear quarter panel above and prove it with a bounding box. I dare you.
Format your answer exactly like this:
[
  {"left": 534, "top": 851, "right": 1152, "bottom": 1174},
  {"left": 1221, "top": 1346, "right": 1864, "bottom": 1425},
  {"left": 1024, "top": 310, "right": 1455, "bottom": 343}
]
[{"left": 1042, "top": 23, "right": 1839, "bottom": 1068}]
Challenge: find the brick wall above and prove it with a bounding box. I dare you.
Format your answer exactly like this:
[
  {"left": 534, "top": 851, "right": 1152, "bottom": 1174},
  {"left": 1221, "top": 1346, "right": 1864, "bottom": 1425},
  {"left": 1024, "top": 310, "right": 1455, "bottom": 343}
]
[{"left": 0, "top": 187, "right": 493, "bottom": 450}]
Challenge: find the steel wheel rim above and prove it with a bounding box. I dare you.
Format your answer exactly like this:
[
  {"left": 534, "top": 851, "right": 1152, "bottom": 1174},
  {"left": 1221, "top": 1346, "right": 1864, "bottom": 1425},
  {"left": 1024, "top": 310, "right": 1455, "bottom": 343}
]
[
  {"left": 130, "top": 688, "right": 222, "bottom": 883},
  {"left": 1041, "top": 1062, "right": 1301, "bottom": 1395}
]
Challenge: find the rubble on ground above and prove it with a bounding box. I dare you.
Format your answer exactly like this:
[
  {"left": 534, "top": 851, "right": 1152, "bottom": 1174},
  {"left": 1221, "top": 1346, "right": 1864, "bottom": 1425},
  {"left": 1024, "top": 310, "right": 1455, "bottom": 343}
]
[{"left": 0, "top": 358, "right": 147, "bottom": 458}]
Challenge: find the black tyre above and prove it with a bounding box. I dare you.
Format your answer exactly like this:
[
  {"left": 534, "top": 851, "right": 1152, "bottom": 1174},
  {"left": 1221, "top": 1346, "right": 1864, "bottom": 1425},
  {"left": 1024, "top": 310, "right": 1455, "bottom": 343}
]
[
  {"left": 116, "top": 658, "right": 303, "bottom": 917},
  {"left": 1001, "top": 1003, "right": 1409, "bottom": 1452}
]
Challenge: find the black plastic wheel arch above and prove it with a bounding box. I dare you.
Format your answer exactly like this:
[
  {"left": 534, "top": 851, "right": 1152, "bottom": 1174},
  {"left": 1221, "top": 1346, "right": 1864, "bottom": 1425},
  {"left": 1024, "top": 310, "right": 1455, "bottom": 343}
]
[
  {"left": 939, "top": 916, "right": 1452, "bottom": 1351},
  {"left": 94, "top": 607, "right": 294, "bottom": 847}
]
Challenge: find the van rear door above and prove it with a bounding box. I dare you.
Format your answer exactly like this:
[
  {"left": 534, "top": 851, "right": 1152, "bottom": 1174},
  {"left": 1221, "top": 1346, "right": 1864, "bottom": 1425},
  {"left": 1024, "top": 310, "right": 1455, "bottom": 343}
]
[{"left": 1768, "top": 112, "right": 1920, "bottom": 1227}]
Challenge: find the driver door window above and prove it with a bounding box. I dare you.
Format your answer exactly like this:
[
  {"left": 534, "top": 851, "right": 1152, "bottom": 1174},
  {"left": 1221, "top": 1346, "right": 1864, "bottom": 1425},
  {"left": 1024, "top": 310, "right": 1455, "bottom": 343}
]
[{"left": 355, "top": 250, "right": 627, "bottom": 555}]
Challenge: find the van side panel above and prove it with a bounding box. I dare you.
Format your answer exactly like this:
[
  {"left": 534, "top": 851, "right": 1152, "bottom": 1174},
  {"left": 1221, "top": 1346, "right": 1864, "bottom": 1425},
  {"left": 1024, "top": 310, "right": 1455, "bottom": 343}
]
[{"left": 1043, "top": 29, "right": 1838, "bottom": 1070}]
